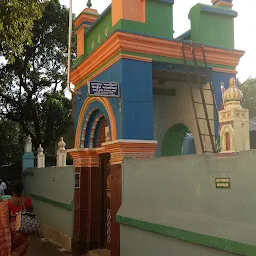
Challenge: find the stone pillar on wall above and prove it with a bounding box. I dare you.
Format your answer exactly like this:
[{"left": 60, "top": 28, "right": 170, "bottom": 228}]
[
  {"left": 22, "top": 135, "right": 35, "bottom": 171},
  {"left": 218, "top": 78, "right": 250, "bottom": 153},
  {"left": 56, "top": 137, "right": 67, "bottom": 167},
  {"left": 37, "top": 144, "right": 45, "bottom": 168}
]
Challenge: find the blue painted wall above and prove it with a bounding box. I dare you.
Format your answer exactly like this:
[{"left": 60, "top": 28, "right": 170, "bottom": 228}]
[
  {"left": 121, "top": 59, "right": 154, "bottom": 140},
  {"left": 74, "top": 58, "right": 154, "bottom": 143},
  {"left": 74, "top": 85, "right": 88, "bottom": 136},
  {"left": 74, "top": 61, "right": 122, "bottom": 142},
  {"left": 212, "top": 71, "right": 236, "bottom": 137}
]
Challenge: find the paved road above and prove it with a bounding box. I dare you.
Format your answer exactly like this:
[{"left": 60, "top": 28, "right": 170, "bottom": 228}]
[{"left": 28, "top": 237, "right": 70, "bottom": 256}]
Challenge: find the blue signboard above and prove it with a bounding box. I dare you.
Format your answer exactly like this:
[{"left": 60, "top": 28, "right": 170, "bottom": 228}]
[{"left": 88, "top": 81, "right": 120, "bottom": 97}]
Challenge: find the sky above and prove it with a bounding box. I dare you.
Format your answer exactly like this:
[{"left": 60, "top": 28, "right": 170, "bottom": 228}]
[{"left": 59, "top": 0, "right": 255, "bottom": 82}]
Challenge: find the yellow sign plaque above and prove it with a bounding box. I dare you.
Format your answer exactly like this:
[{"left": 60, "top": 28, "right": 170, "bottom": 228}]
[{"left": 215, "top": 178, "right": 231, "bottom": 189}]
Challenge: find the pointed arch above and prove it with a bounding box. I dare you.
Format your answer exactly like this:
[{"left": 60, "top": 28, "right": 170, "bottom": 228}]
[
  {"left": 220, "top": 124, "right": 235, "bottom": 151},
  {"left": 224, "top": 132, "right": 231, "bottom": 151}
]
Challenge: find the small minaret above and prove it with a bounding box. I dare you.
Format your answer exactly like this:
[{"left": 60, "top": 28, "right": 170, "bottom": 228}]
[
  {"left": 22, "top": 135, "right": 35, "bottom": 171},
  {"left": 218, "top": 78, "right": 250, "bottom": 153},
  {"left": 73, "top": 1, "right": 99, "bottom": 58},
  {"left": 56, "top": 137, "right": 67, "bottom": 167},
  {"left": 37, "top": 144, "right": 45, "bottom": 168}
]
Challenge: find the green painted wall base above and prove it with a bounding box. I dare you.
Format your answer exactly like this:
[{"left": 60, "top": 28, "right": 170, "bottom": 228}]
[
  {"left": 117, "top": 215, "right": 256, "bottom": 256},
  {"left": 30, "top": 193, "right": 73, "bottom": 211}
]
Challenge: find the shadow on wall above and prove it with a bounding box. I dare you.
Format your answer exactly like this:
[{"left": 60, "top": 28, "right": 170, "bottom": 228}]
[{"left": 250, "top": 131, "right": 256, "bottom": 149}]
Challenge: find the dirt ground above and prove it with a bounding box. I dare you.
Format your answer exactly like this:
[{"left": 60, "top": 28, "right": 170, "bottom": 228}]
[
  {"left": 27, "top": 237, "right": 70, "bottom": 256},
  {"left": 27, "top": 237, "right": 110, "bottom": 256}
]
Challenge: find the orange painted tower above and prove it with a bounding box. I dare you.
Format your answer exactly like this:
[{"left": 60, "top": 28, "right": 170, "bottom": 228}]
[
  {"left": 73, "top": 4, "right": 99, "bottom": 57},
  {"left": 112, "top": 0, "right": 146, "bottom": 26}
]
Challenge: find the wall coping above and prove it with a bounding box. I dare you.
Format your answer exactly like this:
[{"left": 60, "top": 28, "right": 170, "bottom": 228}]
[
  {"left": 71, "top": 31, "right": 244, "bottom": 86},
  {"left": 67, "top": 148, "right": 98, "bottom": 153},
  {"left": 68, "top": 140, "right": 157, "bottom": 166},
  {"left": 23, "top": 166, "right": 74, "bottom": 175},
  {"left": 102, "top": 139, "right": 158, "bottom": 146},
  {"left": 116, "top": 215, "right": 256, "bottom": 255}
]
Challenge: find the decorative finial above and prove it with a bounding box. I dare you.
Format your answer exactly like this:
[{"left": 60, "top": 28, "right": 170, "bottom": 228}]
[
  {"left": 37, "top": 144, "right": 44, "bottom": 154},
  {"left": 229, "top": 77, "right": 235, "bottom": 88},
  {"left": 56, "top": 137, "right": 67, "bottom": 167},
  {"left": 58, "top": 137, "right": 66, "bottom": 149},
  {"left": 223, "top": 77, "right": 243, "bottom": 109},
  {"left": 37, "top": 144, "right": 45, "bottom": 168},
  {"left": 87, "top": 0, "right": 92, "bottom": 8}
]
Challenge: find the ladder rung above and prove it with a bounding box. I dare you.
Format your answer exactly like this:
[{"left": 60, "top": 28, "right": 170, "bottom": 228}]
[
  {"left": 191, "top": 87, "right": 212, "bottom": 91},
  {"left": 183, "top": 43, "right": 203, "bottom": 48},
  {"left": 200, "top": 134, "right": 215, "bottom": 137},
  {"left": 182, "top": 42, "right": 217, "bottom": 154}
]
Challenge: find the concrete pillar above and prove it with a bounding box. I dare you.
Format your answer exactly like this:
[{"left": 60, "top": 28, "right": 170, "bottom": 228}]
[
  {"left": 103, "top": 140, "right": 157, "bottom": 256},
  {"left": 37, "top": 144, "right": 45, "bottom": 168},
  {"left": 22, "top": 135, "right": 34, "bottom": 171},
  {"left": 56, "top": 137, "right": 67, "bottom": 167},
  {"left": 68, "top": 149, "right": 100, "bottom": 255}
]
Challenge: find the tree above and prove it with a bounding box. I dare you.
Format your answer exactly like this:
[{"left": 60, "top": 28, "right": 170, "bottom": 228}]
[
  {"left": 0, "top": 119, "right": 24, "bottom": 165},
  {"left": 40, "top": 92, "right": 72, "bottom": 154},
  {"left": 0, "top": 0, "right": 75, "bottom": 153},
  {"left": 0, "top": 0, "right": 42, "bottom": 61},
  {"left": 237, "top": 78, "right": 256, "bottom": 118}
]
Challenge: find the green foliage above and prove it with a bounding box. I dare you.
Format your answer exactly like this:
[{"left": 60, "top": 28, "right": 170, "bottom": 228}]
[
  {"left": 237, "top": 78, "right": 256, "bottom": 118},
  {"left": 0, "top": 119, "right": 24, "bottom": 165},
  {"left": 40, "top": 92, "right": 72, "bottom": 154},
  {"left": 0, "top": 0, "right": 75, "bottom": 155},
  {"left": 0, "top": 0, "right": 42, "bottom": 61}
]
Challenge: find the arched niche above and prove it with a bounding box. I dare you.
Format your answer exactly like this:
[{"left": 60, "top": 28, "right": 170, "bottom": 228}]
[{"left": 161, "top": 123, "right": 196, "bottom": 156}]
